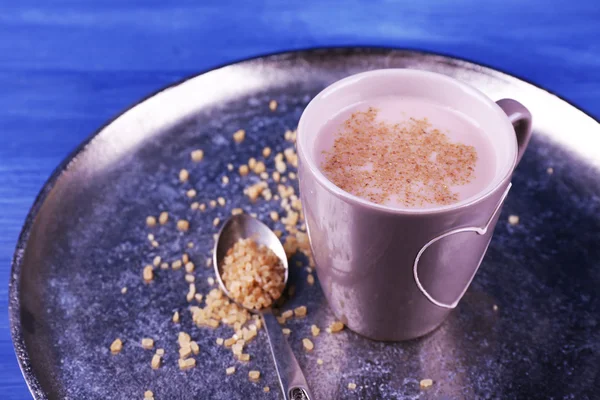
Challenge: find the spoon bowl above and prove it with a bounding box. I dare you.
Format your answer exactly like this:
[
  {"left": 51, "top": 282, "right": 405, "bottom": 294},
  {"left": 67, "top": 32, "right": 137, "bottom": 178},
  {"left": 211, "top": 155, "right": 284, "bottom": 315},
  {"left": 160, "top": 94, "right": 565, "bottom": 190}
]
[{"left": 213, "top": 213, "right": 289, "bottom": 306}]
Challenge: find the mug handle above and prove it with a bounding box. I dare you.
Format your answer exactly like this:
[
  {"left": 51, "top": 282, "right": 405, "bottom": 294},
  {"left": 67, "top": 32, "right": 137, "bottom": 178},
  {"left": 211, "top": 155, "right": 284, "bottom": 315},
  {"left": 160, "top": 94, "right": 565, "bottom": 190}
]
[{"left": 496, "top": 99, "right": 533, "bottom": 165}]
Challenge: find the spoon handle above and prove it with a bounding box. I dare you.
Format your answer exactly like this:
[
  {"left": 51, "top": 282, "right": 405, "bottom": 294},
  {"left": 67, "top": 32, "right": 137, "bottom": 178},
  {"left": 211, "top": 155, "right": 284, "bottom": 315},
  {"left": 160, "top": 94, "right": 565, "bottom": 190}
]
[{"left": 262, "top": 310, "right": 313, "bottom": 400}]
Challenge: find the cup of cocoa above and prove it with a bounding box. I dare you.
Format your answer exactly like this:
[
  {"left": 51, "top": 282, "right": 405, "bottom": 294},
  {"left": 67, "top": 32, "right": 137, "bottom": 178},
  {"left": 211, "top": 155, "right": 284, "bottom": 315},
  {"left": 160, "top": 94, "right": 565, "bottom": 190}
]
[{"left": 296, "top": 69, "right": 532, "bottom": 341}]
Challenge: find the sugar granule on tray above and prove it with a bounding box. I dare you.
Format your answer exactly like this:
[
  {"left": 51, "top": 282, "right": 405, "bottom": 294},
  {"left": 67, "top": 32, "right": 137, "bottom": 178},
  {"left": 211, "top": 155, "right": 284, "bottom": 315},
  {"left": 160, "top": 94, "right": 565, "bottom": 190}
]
[
  {"left": 328, "top": 321, "right": 344, "bottom": 333},
  {"left": 302, "top": 338, "right": 314, "bottom": 351},
  {"left": 141, "top": 338, "right": 154, "bottom": 350},
  {"left": 281, "top": 310, "right": 293, "bottom": 320},
  {"left": 220, "top": 238, "right": 285, "bottom": 310},
  {"left": 185, "top": 262, "right": 195, "bottom": 273},
  {"left": 233, "top": 129, "right": 246, "bottom": 143},
  {"left": 151, "top": 354, "right": 161, "bottom": 370},
  {"left": 420, "top": 378, "right": 433, "bottom": 389},
  {"left": 179, "top": 168, "right": 189, "bottom": 182},
  {"left": 159, "top": 211, "right": 169, "bottom": 225},
  {"left": 311, "top": 324, "right": 320, "bottom": 337},
  {"left": 177, "top": 219, "right": 190, "bottom": 232},
  {"left": 110, "top": 338, "right": 123, "bottom": 354},
  {"left": 294, "top": 305, "right": 307, "bottom": 317},
  {"left": 190, "top": 149, "right": 204, "bottom": 162},
  {"left": 143, "top": 265, "right": 154, "bottom": 282},
  {"left": 178, "top": 358, "right": 196, "bottom": 370},
  {"left": 248, "top": 370, "right": 261, "bottom": 381}
]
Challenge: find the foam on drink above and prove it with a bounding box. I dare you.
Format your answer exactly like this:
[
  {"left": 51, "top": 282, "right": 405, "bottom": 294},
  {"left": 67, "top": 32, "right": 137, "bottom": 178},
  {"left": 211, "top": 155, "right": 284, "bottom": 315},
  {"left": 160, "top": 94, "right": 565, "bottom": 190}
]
[{"left": 316, "top": 96, "right": 496, "bottom": 208}]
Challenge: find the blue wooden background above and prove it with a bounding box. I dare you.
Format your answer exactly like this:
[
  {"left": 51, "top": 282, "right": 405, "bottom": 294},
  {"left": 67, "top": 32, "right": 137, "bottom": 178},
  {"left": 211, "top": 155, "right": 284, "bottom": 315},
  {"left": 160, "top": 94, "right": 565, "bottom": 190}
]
[{"left": 1, "top": 1, "right": 599, "bottom": 398}]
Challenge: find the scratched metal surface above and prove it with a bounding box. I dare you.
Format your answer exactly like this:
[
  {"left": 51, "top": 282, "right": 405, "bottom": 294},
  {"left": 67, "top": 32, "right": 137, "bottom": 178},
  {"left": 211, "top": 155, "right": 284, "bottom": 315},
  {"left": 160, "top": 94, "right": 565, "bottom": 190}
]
[{"left": 8, "top": 49, "right": 600, "bottom": 400}]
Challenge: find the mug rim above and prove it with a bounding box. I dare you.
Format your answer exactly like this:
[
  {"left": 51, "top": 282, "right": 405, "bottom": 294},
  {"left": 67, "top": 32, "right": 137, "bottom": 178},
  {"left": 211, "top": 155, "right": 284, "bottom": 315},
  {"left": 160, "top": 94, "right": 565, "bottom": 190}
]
[{"left": 296, "top": 68, "right": 518, "bottom": 215}]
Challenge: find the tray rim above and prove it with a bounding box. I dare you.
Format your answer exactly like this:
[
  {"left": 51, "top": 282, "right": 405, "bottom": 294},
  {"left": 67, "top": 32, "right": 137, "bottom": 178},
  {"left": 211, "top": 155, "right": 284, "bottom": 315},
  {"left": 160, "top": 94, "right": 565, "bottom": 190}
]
[{"left": 8, "top": 45, "right": 599, "bottom": 399}]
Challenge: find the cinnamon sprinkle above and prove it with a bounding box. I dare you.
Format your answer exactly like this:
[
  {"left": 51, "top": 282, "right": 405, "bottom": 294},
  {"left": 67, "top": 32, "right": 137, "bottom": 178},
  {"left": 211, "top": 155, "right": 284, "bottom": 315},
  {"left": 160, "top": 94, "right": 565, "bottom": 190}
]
[{"left": 321, "top": 108, "right": 477, "bottom": 207}]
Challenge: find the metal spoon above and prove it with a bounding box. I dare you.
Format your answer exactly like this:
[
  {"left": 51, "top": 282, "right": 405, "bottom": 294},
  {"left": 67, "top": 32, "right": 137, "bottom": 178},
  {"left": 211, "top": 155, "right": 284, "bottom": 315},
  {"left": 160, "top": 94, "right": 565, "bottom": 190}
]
[{"left": 213, "top": 214, "right": 313, "bottom": 400}]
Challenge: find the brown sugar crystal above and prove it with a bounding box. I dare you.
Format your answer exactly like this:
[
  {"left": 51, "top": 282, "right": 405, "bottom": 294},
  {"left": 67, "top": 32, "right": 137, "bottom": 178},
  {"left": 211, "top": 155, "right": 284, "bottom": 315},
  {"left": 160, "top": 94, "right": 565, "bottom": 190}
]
[
  {"left": 110, "top": 338, "right": 123, "bottom": 354},
  {"left": 151, "top": 354, "right": 161, "bottom": 370},
  {"left": 294, "top": 306, "right": 307, "bottom": 317},
  {"left": 248, "top": 370, "right": 261, "bottom": 381},
  {"left": 420, "top": 378, "right": 433, "bottom": 389},
  {"left": 143, "top": 265, "right": 154, "bottom": 282},
  {"left": 190, "top": 149, "right": 204, "bottom": 162},
  {"left": 179, "top": 169, "right": 189, "bottom": 182},
  {"left": 220, "top": 238, "right": 285, "bottom": 310},
  {"left": 321, "top": 108, "right": 478, "bottom": 207},
  {"left": 311, "top": 324, "right": 320, "bottom": 337},
  {"left": 233, "top": 129, "right": 246, "bottom": 143},
  {"left": 329, "top": 321, "right": 345, "bottom": 333},
  {"left": 302, "top": 338, "right": 314, "bottom": 351},
  {"left": 141, "top": 338, "right": 154, "bottom": 350},
  {"left": 178, "top": 358, "right": 196, "bottom": 370},
  {"left": 177, "top": 219, "right": 190, "bottom": 232}
]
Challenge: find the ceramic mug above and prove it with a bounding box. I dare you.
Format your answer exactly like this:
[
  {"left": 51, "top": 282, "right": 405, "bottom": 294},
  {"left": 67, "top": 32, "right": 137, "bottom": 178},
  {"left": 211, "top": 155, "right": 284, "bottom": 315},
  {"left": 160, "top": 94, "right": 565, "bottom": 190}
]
[{"left": 296, "top": 69, "right": 532, "bottom": 341}]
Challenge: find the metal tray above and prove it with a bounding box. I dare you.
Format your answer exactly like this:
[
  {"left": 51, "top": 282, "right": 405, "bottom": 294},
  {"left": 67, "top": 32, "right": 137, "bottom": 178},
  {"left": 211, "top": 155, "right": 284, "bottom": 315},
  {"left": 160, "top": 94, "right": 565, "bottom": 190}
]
[{"left": 9, "top": 48, "right": 600, "bottom": 399}]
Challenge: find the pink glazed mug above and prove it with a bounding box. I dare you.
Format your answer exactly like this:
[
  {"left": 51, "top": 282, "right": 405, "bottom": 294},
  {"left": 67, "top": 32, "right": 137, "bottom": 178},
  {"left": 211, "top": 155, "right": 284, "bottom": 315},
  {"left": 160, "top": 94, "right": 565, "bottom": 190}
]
[{"left": 296, "top": 69, "right": 532, "bottom": 341}]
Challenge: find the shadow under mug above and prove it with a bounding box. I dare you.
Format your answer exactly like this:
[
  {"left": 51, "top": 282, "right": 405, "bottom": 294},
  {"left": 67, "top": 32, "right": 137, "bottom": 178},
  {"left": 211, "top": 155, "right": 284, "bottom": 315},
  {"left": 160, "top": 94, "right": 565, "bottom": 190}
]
[{"left": 296, "top": 69, "right": 532, "bottom": 341}]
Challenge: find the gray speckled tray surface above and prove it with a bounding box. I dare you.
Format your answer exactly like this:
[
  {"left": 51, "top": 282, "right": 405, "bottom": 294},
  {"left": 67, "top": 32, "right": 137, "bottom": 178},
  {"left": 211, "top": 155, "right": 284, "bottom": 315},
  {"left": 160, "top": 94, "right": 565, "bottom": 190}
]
[{"left": 9, "top": 48, "right": 600, "bottom": 400}]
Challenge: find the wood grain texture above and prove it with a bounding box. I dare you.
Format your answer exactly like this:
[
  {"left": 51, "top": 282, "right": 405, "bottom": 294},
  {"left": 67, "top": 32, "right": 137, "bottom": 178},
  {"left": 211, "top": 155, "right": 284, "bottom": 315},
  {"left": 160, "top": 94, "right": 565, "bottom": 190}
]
[{"left": 0, "top": 0, "right": 598, "bottom": 398}]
